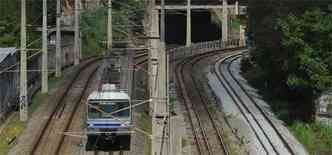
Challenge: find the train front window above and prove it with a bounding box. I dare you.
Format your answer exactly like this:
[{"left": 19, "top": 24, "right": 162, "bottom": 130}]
[{"left": 88, "top": 101, "right": 130, "bottom": 119}]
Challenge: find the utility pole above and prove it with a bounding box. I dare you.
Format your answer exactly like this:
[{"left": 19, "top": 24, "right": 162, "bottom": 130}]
[
  {"left": 20, "top": 0, "right": 28, "bottom": 121},
  {"left": 149, "top": 0, "right": 159, "bottom": 116},
  {"left": 222, "top": 0, "right": 228, "bottom": 42},
  {"left": 186, "top": 0, "right": 191, "bottom": 47},
  {"left": 74, "top": 0, "right": 80, "bottom": 65},
  {"left": 107, "top": 0, "right": 112, "bottom": 53},
  {"left": 56, "top": 0, "right": 62, "bottom": 77},
  {"left": 42, "top": 0, "right": 48, "bottom": 93},
  {"left": 152, "top": 0, "right": 169, "bottom": 154},
  {"left": 127, "top": 48, "right": 134, "bottom": 99},
  {"left": 239, "top": 25, "right": 246, "bottom": 46},
  {"left": 235, "top": 0, "right": 239, "bottom": 15}
]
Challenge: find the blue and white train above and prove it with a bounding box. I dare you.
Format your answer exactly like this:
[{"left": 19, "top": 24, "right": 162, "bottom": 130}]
[{"left": 85, "top": 84, "right": 131, "bottom": 151}]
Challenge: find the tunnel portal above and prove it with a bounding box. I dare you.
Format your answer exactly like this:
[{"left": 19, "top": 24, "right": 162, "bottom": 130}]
[{"left": 165, "top": 10, "right": 221, "bottom": 45}]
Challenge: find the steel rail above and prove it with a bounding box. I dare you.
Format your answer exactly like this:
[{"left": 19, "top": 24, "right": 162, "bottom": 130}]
[
  {"left": 55, "top": 66, "right": 99, "bottom": 154},
  {"left": 212, "top": 53, "right": 271, "bottom": 154},
  {"left": 30, "top": 58, "right": 101, "bottom": 155},
  {"left": 189, "top": 56, "right": 230, "bottom": 155},
  {"left": 226, "top": 55, "right": 296, "bottom": 155},
  {"left": 174, "top": 47, "right": 244, "bottom": 154},
  {"left": 134, "top": 54, "right": 148, "bottom": 59},
  {"left": 175, "top": 58, "right": 210, "bottom": 155}
]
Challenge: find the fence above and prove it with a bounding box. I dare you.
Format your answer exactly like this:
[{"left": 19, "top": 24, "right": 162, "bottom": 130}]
[{"left": 168, "top": 39, "right": 241, "bottom": 61}]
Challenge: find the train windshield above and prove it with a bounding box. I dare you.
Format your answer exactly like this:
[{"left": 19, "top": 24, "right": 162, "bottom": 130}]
[{"left": 88, "top": 100, "right": 130, "bottom": 119}]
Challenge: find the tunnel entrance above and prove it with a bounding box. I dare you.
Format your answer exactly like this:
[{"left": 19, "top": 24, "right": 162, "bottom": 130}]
[{"left": 165, "top": 10, "right": 221, "bottom": 45}]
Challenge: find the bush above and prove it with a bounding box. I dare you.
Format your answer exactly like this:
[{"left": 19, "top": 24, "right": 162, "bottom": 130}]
[{"left": 290, "top": 121, "right": 332, "bottom": 154}]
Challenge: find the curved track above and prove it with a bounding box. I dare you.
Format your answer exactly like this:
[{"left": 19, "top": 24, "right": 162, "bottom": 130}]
[
  {"left": 213, "top": 53, "right": 296, "bottom": 155},
  {"left": 174, "top": 49, "right": 241, "bottom": 155}
]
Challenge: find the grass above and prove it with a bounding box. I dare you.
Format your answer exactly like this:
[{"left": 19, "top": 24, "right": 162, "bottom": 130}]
[
  {"left": 80, "top": 7, "right": 133, "bottom": 58},
  {"left": 290, "top": 121, "right": 332, "bottom": 154},
  {"left": 139, "top": 113, "right": 152, "bottom": 155},
  {"left": 207, "top": 103, "right": 217, "bottom": 114},
  {"left": 30, "top": 76, "right": 63, "bottom": 113},
  {"left": 169, "top": 97, "right": 176, "bottom": 114},
  {"left": 0, "top": 76, "right": 62, "bottom": 155},
  {"left": 0, "top": 114, "right": 25, "bottom": 155},
  {"left": 230, "top": 17, "right": 241, "bottom": 30},
  {"left": 181, "top": 137, "right": 188, "bottom": 148}
]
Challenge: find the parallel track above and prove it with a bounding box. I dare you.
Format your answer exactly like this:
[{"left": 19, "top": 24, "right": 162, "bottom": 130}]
[
  {"left": 55, "top": 67, "right": 98, "bottom": 154},
  {"left": 213, "top": 53, "right": 295, "bottom": 155},
  {"left": 29, "top": 53, "right": 142, "bottom": 154},
  {"left": 189, "top": 57, "right": 230, "bottom": 155},
  {"left": 174, "top": 48, "right": 241, "bottom": 155},
  {"left": 30, "top": 58, "right": 101, "bottom": 155}
]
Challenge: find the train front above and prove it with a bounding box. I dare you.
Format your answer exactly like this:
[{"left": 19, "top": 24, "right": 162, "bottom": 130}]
[{"left": 85, "top": 90, "right": 131, "bottom": 151}]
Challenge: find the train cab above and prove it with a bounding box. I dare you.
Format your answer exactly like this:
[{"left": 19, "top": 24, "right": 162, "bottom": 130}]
[{"left": 85, "top": 84, "right": 131, "bottom": 151}]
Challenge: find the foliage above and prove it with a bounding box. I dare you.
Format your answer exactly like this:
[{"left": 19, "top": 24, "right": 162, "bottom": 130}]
[
  {"left": 169, "top": 96, "right": 176, "bottom": 114},
  {"left": 80, "top": 7, "right": 108, "bottom": 56},
  {"left": 0, "top": 76, "right": 61, "bottom": 155},
  {"left": 246, "top": 1, "right": 332, "bottom": 120},
  {"left": 0, "top": 1, "right": 19, "bottom": 47},
  {"left": 246, "top": 2, "right": 332, "bottom": 153},
  {"left": 277, "top": 9, "right": 332, "bottom": 92},
  {"left": 80, "top": 0, "right": 144, "bottom": 56},
  {"left": 230, "top": 17, "right": 241, "bottom": 30},
  {"left": 0, "top": 113, "right": 26, "bottom": 155},
  {"left": 0, "top": 0, "right": 48, "bottom": 47},
  {"left": 290, "top": 121, "right": 332, "bottom": 154}
]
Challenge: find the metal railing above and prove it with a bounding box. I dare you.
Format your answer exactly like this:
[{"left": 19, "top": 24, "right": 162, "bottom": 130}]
[{"left": 168, "top": 39, "right": 241, "bottom": 61}]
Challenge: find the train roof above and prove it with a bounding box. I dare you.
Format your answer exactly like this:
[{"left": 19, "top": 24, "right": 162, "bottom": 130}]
[{"left": 87, "top": 91, "right": 130, "bottom": 101}]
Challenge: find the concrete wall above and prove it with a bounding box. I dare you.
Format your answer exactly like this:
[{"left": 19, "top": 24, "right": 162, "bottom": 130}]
[
  {"left": 49, "top": 32, "right": 75, "bottom": 68},
  {"left": 0, "top": 55, "right": 18, "bottom": 120},
  {"left": 317, "top": 91, "right": 332, "bottom": 116},
  {"left": 0, "top": 52, "right": 42, "bottom": 120},
  {"left": 0, "top": 36, "right": 75, "bottom": 121}
]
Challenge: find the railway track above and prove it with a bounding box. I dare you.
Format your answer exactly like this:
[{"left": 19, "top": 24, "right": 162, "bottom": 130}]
[
  {"left": 29, "top": 58, "right": 101, "bottom": 155},
  {"left": 134, "top": 52, "right": 148, "bottom": 67},
  {"left": 213, "top": 52, "right": 296, "bottom": 155},
  {"left": 134, "top": 52, "right": 148, "bottom": 60},
  {"left": 26, "top": 51, "right": 146, "bottom": 155},
  {"left": 174, "top": 49, "right": 240, "bottom": 155}
]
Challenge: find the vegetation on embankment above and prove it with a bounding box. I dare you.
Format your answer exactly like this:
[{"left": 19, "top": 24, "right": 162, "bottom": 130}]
[
  {"left": 0, "top": 0, "right": 56, "bottom": 47},
  {"left": 245, "top": 5, "right": 332, "bottom": 120},
  {"left": 243, "top": 1, "right": 332, "bottom": 154},
  {"left": 290, "top": 122, "right": 332, "bottom": 154},
  {"left": 242, "top": 65, "right": 332, "bottom": 154},
  {"left": 0, "top": 76, "right": 62, "bottom": 155},
  {"left": 80, "top": 0, "right": 144, "bottom": 57}
]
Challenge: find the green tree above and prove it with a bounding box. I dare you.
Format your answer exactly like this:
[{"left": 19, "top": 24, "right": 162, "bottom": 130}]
[
  {"left": 246, "top": 1, "right": 332, "bottom": 120},
  {"left": 278, "top": 9, "right": 332, "bottom": 92}
]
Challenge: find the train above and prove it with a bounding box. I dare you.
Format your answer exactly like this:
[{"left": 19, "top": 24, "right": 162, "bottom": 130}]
[{"left": 85, "top": 84, "right": 131, "bottom": 151}]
